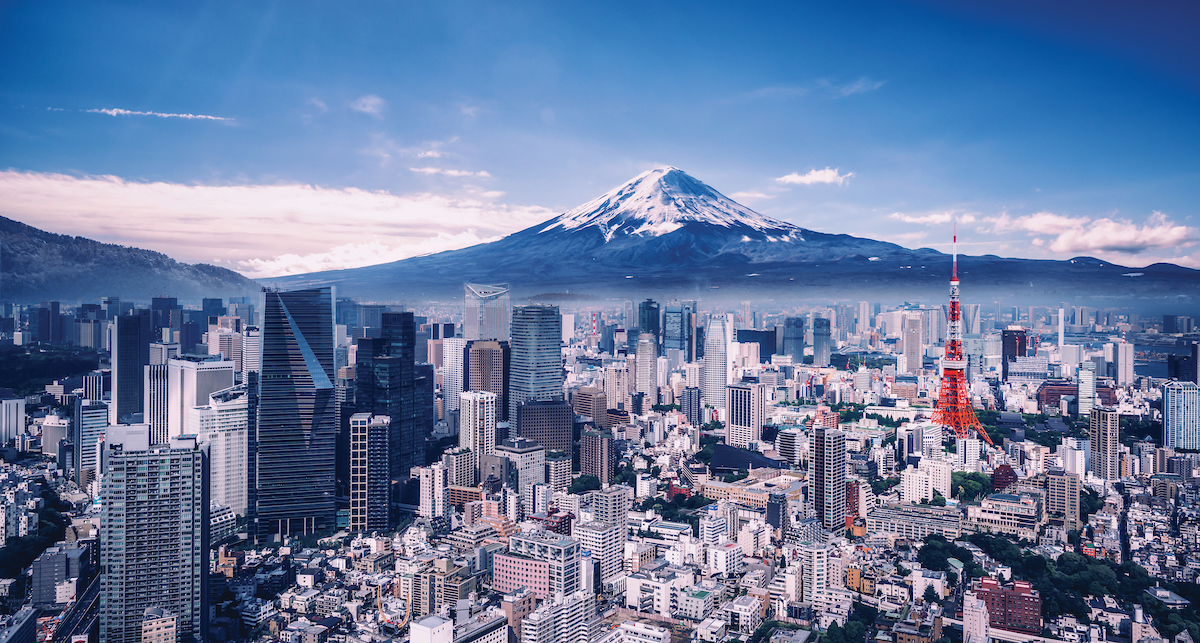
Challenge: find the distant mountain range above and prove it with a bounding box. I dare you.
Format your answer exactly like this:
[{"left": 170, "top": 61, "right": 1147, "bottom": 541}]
[
  {"left": 0, "top": 216, "right": 257, "bottom": 303},
  {"left": 268, "top": 167, "right": 1200, "bottom": 306}
]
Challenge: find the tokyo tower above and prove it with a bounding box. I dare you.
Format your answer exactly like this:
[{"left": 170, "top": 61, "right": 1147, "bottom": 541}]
[{"left": 932, "top": 231, "right": 993, "bottom": 445}]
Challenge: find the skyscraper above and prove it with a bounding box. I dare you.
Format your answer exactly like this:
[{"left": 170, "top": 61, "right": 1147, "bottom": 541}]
[
  {"left": 460, "top": 390, "right": 498, "bottom": 458},
  {"left": 581, "top": 428, "right": 617, "bottom": 484},
  {"left": 465, "top": 340, "right": 509, "bottom": 420},
  {"left": 857, "top": 301, "right": 872, "bottom": 335},
  {"left": 509, "top": 305, "right": 563, "bottom": 420},
  {"left": 635, "top": 335, "right": 658, "bottom": 403},
  {"left": 1001, "top": 327, "right": 1029, "bottom": 380},
  {"left": 781, "top": 317, "right": 804, "bottom": 362},
  {"left": 1078, "top": 362, "right": 1097, "bottom": 417},
  {"left": 100, "top": 434, "right": 208, "bottom": 643},
  {"left": 703, "top": 315, "right": 730, "bottom": 409},
  {"left": 1045, "top": 467, "right": 1081, "bottom": 530},
  {"left": 256, "top": 287, "right": 337, "bottom": 541},
  {"left": 901, "top": 313, "right": 923, "bottom": 374},
  {"left": 1089, "top": 406, "right": 1119, "bottom": 481},
  {"left": 349, "top": 413, "right": 391, "bottom": 533},
  {"left": 814, "top": 426, "right": 846, "bottom": 534},
  {"left": 662, "top": 305, "right": 691, "bottom": 360},
  {"left": 572, "top": 387, "right": 607, "bottom": 429},
  {"left": 73, "top": 398, "right": 108, "bottom": 488},
  {"left": 167, "top": 355, "right": 236, "bottom": 440},
  {"left": 191, "top": 384, "right": 252, "bottom": 516},
  {"left": 1114, "top": 341, "right": 1135, "bottom": 386},
  {"left": 110, "top": 310, "right": 152, "bottom": 425},
  {"left": 637, "top": 299, "right": 660, "bottom": 343},
  {"left": 442, "top": 337, "right": 468, "bottom": 415},
  {"left": 518, "top": 400, "right": 573, "bottom": 454},
  {"left": 812, "top": 317, "right": 832, "bottom": 368},
  {"left": 1162, "top": 381, "right": 1199, "bottom": 450},
  {"left": 464, "top": 283, "right": 511, "bottom": 341},
  {"left": 725, "top": 383, "right": 765, "bottom": 449},
  {"left": 680, "top": 386, "right": 702, "bottom": 427}
]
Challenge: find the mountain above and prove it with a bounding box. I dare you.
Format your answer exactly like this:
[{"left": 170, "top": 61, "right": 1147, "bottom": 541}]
[
  {"left": 0, "top": 216, "right": 258, "bottom": 303},
  {"left": 268, "top": 167, "right": 1200, "bottom": 305}
]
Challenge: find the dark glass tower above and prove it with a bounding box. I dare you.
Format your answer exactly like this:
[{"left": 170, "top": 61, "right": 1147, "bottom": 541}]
[
  {"left": 638, "top": 299, "right": 661, "bottom": 345},
  {"left": 509, "top": 305, "right": 563, "bottom": 421},
  {"left": 782, "top": 317, "right": 805, "bottom": 362},
  {"left": 255, "top": 287, "right": 336, "bottom": 541},
  {"left": 110, "top": 310, "right": 152, "bottom": 425}
]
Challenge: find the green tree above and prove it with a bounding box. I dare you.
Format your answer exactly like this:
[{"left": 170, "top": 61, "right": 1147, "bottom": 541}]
[
  {"left": 923, "top": 586, "right": 940, "bottom": 604},
  {"left": 568, "top": 474, "right": 602, "bottom": 494}
]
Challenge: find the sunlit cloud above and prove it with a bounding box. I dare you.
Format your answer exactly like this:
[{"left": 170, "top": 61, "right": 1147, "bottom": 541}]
[
  {"left": 85, "top": 107, "right": 232, "bottom": 121},
  {"left": 776, "top": 167, "right": 854, "bottom": 186},
  {"left": 979, "top": 210, "right": 1198, "bottom": 260},
  {"left": 410, "top": 167, "right": 492, "bottom": 178},
  {"left": 0, "top": 171, "right": 552, "bottom": 279},
  {"left": 729, "top": 191, "right": 773, "bottom": 202}
]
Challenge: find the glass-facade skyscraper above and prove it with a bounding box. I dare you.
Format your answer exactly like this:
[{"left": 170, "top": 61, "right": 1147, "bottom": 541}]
[
  {"left": 509, "top": 305, "right": 563, "bottom": 421},
  {"left": 1162, "top": 381, "right": 1199, "bottom": 450},
  {"left": 813, "top": 317, "right": 832, "bottom": 368},
  {"left": 781, "top": 317, "right": 804, "bottom": 362},
  {"left": 464, "top": 283, "right": 511, "bottom": 341},
  {"left": 255, "top": 287, "right": 336, "bottom": 541}
]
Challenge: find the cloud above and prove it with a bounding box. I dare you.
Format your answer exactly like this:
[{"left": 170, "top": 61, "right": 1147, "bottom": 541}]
[
  {"left": 775, "top": 167, "right": 854, "bottom": 186},
  {"left": 889, "top": 212, "right": 977, "bottom": 225},
  {"left": 350, "top": 94, "right": 386, "bottom": 117},
  {"left": 729, "top": 191, "right": 773, "bottom": 202},
  {"left": 983, "top": 210, "right": 1198, "bottom": 255},
  {"left": 409, "top": 167, "right": 492, "bottom": 178},
  {"left": 0, "top": 170, "right": 553, "bottom": 279},
  {"left": 416, "top": 150, "right": 442, "bottom": 158},
  {"left": 86, "top": 108, "right": 231, "bottom": 121},
  {"left": 827, "top": 77, "right": 886, "bottom": 97},
  {"left": 306, "top": 98, "right": 328, "bottom": 113}
]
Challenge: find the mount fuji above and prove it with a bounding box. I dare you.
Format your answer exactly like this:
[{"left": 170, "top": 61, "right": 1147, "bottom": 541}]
[{"left": 268, "top": 167, "right": 1200, "bottom": 305}]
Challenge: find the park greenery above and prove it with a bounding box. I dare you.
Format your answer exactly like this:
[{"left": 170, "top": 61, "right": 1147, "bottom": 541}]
[
  {"left": 568, "top": 474, "right": 602, "bottom": 494},
  {"left": 950, "top": 471, "right": 991, "bottom": 502},
  {"left": 870, "top": 477, "right": 900, "bottom": 496},
  {"left": 0, "top": 344, "right": 99, "bottom": 396}
]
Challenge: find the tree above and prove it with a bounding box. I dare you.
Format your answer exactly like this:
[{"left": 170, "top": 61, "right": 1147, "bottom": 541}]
[
  {"left": 931, "top": 493, "right": 947, "bottom": 507},
  {"left": 951, "top": 472, "right": 991, "bottom": 502},
  {"left": 923, "top": 586, "right": 940, "bottom": 604},
  {"left": 568, "top": 474, "right": 602, "bottom": 494}
]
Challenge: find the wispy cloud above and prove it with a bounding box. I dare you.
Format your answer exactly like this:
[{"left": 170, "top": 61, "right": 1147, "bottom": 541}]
[
  {"left": 776, "top": 167, "right": 854, "bottom": 186},
  {"left": 983, "top": 211, "right": 1197, "bottom": 255},
  {"left": 350, "top": 94, "right": 386, "bottom": 117},
  {"left": 738, "top": 77, "right": 885, "bottom": 102},
  {"left": 410, "top": 167, "right": 492, "bottom": 178},
  {"left": 306, "top": 98, "right": 328, "bottom": 113},
  {"left": 729, "top": 191, "right": 773, "bottom": 202},
  {"left": 0, "top": 171, "right": 552, "bottom": 278},
  {"left": 86, "top": 107, "right": 232, "bottom": 121},
  {"left": 822, "top": 77, "right": 886, "bottom": 97},
  {"left": 889, "top": 212, "right": 977, "bottom": 225}
]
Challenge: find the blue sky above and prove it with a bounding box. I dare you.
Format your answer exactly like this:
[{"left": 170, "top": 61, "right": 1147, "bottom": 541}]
[{"left": 1, "top": 1, "right": 1197, "bottom": 277}]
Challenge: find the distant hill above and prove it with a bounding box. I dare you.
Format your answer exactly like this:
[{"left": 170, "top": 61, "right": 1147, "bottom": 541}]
[
  {"left": 267, "top": 167, "right": 1200, "bottom": 306},
  {"left": 0, "top": 215, "right": 257, "bottom": 303}
]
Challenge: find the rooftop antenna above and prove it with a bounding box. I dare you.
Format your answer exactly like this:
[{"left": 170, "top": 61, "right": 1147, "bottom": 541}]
[{"left": 952, "top": 218, "right": 958, "bottom": 282}]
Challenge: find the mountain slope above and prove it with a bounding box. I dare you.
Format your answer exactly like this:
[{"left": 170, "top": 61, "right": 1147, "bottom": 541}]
[
  {"left": 0, "top": 216, "right": 258, "bottom": 303},
  {"left": 268, "top": 167, "right": 1200, "bottom": 304}
]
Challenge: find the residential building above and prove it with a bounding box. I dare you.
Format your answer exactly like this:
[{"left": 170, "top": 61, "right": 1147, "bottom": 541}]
[
  {"left": 815, "top": 426, "right": 846, "bottom": 534},
  {"left": 349, "top": 414, "right": 391, "bottom": 533},
  {"left": 1090, "top": 406, "right": 1120, "bottom": 481},
  {"left": 1163, "top": 381, "right": 1199, "bottom": 450},
  {"left": 969, "top": 578, "right": 1042, "bottom": 634}
]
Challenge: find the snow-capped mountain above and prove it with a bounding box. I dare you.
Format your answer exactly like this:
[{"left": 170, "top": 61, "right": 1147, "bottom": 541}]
[{"left": 267, "top": 168, "right": 1200, "bottom": 303}]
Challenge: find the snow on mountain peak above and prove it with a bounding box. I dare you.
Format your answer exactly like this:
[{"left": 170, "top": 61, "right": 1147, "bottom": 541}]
[{"left": 539, "top": 167, "right": 802, "bottom": 241}]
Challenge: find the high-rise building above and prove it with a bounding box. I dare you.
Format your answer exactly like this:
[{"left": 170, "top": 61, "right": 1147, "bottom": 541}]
[
  {"left": 520, "top": 590, "right": 597, "bottom": 643},
  {"left": 680, "top": 387, "right": 702, "bottom": 427},
  {"left": 110, "top": 311, "right": 152, "bottom": 425},
  {"left": 725, "top": 383, "right": 765, "bottom": 449},
  {"left": 496, "top": 437, "right": 546, "bottom": 492},
  {"left": 857, "top": 301, "right": 872, "bottom": 335},
  {"left": 509, "top": 305, "right": 563, "bottom": 421},
  {"left": 1078, "top": 362, "right": 1097, "bottom": 417},
  {"left": 1162, "top": 381, "right": 1200, "bottom": 450},
  {"left": 962, "top": 592, "right": 990, "bottom": 643},
  {"left": 662, "top": 305, "right": 693, "bottom": 361},
  {"left": 637, "top": 299, "right": 660, "bottom": 343},
  {"left": 465, "top": 340, "right": 509, "bottom": 420},
  {"left": 167, "top": 356, "right": 235, "bottom": 440},
  {"left": 1001, "top": 327, "right": 1029, "bottom": 380},
  {"left": 143, "top": 363, "right": 170, "bottom": 444},
  {"left": 703, "top": 315, "right": 730, "bottom": 409},
  {"left": 443, "top": 337, "right": 468, "bottom": 415},
  {"left": 73, "top": 398, "right": 108, "bottom": 488},
  {"left": 1114, "top": 341, "right": 1135, "bottom": 386},
  {"left": 798, "top": 542, "right": 829, "bottom": 602},
  {"left": 901, "top": 313, "right": 923, "bottom": 374},
  {"left": 581, "top": 428, "right": 617, "bottom": 484},
  {"left": 814, "top": 426, "right": 846, "bottom": 534},
  {"left": 1089, "top": 406, "right": 1120, "bottom": 481},
  {"left": 416, "top": 462, "right": 448, "bottom": 519},
  {"left": 255, "top": 287, "right": 337, "bottom": 541},
  {"left": 100, "top": 434, "right": 208, "bottom": 643},
  {"left": 781, "top": 317, "right": 804, "bottom": 362},
  {"left": 812, "top": 317, "right": 832, "bottom": 368},
  {"left": 575, "top": 521, "right": 623, "bottom": 582},
  {"left": 545, "top": 451, "right": 572, "bottom": 492},
  {"left": 460, "top": 391, "right": 498, "bottom": 458},
  {"left": 349, "top": 413, "right": 391, "bottom": 533},
  {"left": 591, "top": 484, "right": 634, "bottom": 527},
  {"left": 1045, "top": 467, "right": 1080, "bottom": 530},
  {"left": 464, "top": 283, "right": 511, "bottom": 341},
  {"left": 191, "top": 384, "right": 252, "bottom": 516},
  {"left": 517, "top": 400, "right": 573, "bottom": 454},
  {"left": 635, "top": 335, "right": 658, "bottom": 403},
  {"left": 572, "top": 387, "right": 607, "bottom": 429}
]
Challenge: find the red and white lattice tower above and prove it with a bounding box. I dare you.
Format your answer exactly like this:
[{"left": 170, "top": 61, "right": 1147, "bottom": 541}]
[{"left": 931, "top": 230, "right": 993, "bottom": 445}]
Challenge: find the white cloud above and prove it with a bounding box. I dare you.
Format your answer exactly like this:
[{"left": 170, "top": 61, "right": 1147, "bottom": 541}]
[
  {"left": 889, "top": 212, "right": 977, "bottom": 225},
  {"left": 983, "top": 210, "right": 1197, "bottom": 255},
  {"left": 409, "top": 167, "right": 492, "bottom": 178},
  {"left": 729, "top": 191, "right": 773, "bottom": 202},
  {"left": 0, "top": 170, "right": 553, "bottom": 279},
  {"left": 306, "top": 98, "right": 329, "bottom": 113},
  {"left": 775, "top": 167, "right": 854, "bottom": 186},
  {"left": 86, "top": 107, "right": 232, "bottom": 121},
  {"left": 350, "top": 94, "right": 386, "bottom": 117},
  {"left": 416, "top": 150, "right": 442, "bottom": 158},
  {"left": 829, "top": 77, "right": 886, "bottom": 96}
]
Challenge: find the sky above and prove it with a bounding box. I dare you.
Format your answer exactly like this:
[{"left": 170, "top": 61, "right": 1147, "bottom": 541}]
[{"left": 1, "top": 1, "right": 1198, "bottom": 279}]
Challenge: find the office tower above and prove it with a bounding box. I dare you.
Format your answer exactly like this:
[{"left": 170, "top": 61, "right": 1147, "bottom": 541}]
[
  {"left": 581, "top": 428, "right": 617, "bottom": 484},
  {"left": 901, "top": 313, "right": 923, "bottom": 374},
  {"left": 1089, "top": 407, "right": 1120, "bottom": 481},
  {"left": 1114, "top": 341, "right": 1135, "bottom": 386},
  {"left": 703, "top": 315, "right": 730, "bottom": 408},
  {"left": 191, "top": 384, "right": 251, "bottom": 516},
  {"left": 812, "top": 317, "right": 832, "bottom": 367},
  {"left": 256, "top": 287, "right": 337, "bottom": 541},
  {"left": 149, "top": 341, "right": 180, "bottom": 366},
  {"left": 201, "top": 298, "right": 225, "bottom": 319},
  {"left": 781, "top": 317, "right": 804, "bottom": 361},
  {"left": 355, "top": 304, "right": 385, "bottom": 337},
  {"left": 464, "top": 283, "right": 511, "bottom": 341},
  {"left": 680, "top": 387, "right": 702, "bottom": 427},
  {"left": 576, "top": 521, "right": 623, "bottom": 581},
  {"left": 349, "top": 414, "right": 391, "bottom": 533},
  {"left": 591, "top": 484, "right": 633, "bottom": 526},
  {"left": 520, "top": 590, "right": 597, "bottom": 643},
  {"left": 573, "top": 387, "right": 608, "bottom": 429},
  {"left": 509, "top": 305, "right": 564, "bottom": 421},
  {"left": 663, "top": 305, "right": 691, "bottom": 359},
  {"left": 496, "top": 437, "right": 546, "bottom": 492},
  {"left": 143, "top": 364, "right": 170, "bottom": 444},
  {"left": 957, "top": 437, "right": 981, "bottom": 472},
  {"left": 0, "top": 398, "right": 24, "bottom": 447},
  {"left": 1045, "top": 467, "right": 1081, "bottom": 530},
  {"left": 814, "top": 426, "right": 846, "bottom": 533},
  {"left": 962, "top": 592, "right": 990, "bottom": 643},
  {"left": 73, "top": 398, "right": 109, "bottom": 488},
  {"left": 416, "top": 462, "right": 448, "bottom": 519},
  {"left": 799, "top": 542, "right": 830, "bottom": 602},
  {"left": 101, "top": 296, "right": 121, "bottom": 320},
  {"left": 1078, "top": 362, "right": 1097, "bottom": 417},
  {"left": 545, "top": 451, "right": 572, "bottom": 492},
  {"left": 110, "top": 311, "right": 152, "bottom": 425},
  {"left": 465, "top": 340, "right": 510, "bottom": 420},
  {"left": 100, "top": 434, "right": 208, "bottom": 643},
  {"left": 857, "top": 301, "right": 872, "bottom": 335},
  {"left": 637, "top": 299, "right": 660, "bottom": 342},
  {"left": 517, "top": 400, "right": 573, "bottom": 454},
  {"left": 168, "top": 356, "right": 236, "bottom": 440},
  {"left": 1001, "top": 327, "right": 1029, "bottom": 380},
  {"left": 150, "top": 296, "right": 180, "bottom": 333},
  {"left": 442, "top": 337, "right": 467, "bottom": 415},
  {"left": 725, "top": 383, "right": 765, "bottom": 449},
  {"left": 635, "top": 335, "right": 658, "bottom": 404},
  {"left": 1163, "top": 381, "right": 1200, "bottom": 449},
  {"left": 495, "top": 531, "right": 582, "bottom": 598},
  {"left": 241, "top": 326, "right": 261, "bottom": 377},
  {"left": 460, "top": 390, "right": 498, "bottom": 461}
]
